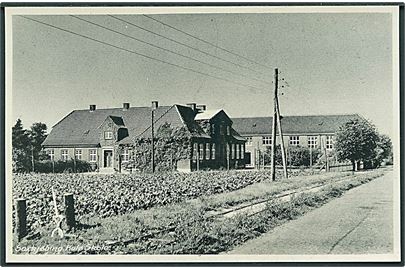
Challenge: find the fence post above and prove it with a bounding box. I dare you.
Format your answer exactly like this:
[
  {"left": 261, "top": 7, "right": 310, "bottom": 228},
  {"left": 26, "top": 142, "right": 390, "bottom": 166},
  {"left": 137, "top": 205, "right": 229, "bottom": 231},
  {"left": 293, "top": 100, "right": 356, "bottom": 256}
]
[
  {"left": 64, "top": 193, "right": 75, "bottom": 231},
  {"left": 15, "top": 199, "right": 27, "bottom": 241}
]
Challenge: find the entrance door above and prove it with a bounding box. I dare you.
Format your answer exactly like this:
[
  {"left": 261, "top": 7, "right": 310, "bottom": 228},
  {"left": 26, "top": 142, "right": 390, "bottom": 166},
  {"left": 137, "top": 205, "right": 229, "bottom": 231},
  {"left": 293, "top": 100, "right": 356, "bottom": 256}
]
[
  {"left": 104, "top": 150, "right": 113, "bottom": 168},
  {"left": 245, "top": 152, "right": 252, "bottom": 166}
]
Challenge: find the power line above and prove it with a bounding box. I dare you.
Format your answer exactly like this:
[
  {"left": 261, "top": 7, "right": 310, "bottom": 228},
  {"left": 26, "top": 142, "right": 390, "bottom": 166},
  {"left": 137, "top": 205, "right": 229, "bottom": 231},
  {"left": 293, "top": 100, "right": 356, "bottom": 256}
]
[
  {"left": 108, "top": 15, "right": 268, "bottom": 77},
  {"left": 19, "top": 16, "right": 266, "bottom": 92},
  {"left": 143, "top": 14, "right": 273, "bottom": 71},
  {"left": 70, "top": 15, "right": 271, "bottom": 86}
]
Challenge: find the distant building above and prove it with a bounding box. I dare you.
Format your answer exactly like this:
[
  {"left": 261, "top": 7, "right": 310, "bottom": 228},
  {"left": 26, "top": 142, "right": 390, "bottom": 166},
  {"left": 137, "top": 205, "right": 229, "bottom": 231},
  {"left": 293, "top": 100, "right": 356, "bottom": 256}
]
[
  {"left": 42, "top": 102, "right": 246, "bottom": 173},
  {"left": 232, "top": 114, "right": 362, "bottom": 168}
]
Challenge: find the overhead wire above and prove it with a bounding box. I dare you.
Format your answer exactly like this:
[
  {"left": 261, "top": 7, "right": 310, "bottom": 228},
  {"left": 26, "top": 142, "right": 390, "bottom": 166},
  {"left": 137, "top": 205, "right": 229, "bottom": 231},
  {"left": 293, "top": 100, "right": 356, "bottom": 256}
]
[
  {"left": 19, "top": 15, "right": 266, "bottom": 93},
  {"left": 70, "top": 15, "right": 271, "bottom": 86},
  {"left": 143, "top": 14, "right": 273, "bottom": 71},
  {"left": 108, "top": 15, "right": 269, "bottom": 78}
]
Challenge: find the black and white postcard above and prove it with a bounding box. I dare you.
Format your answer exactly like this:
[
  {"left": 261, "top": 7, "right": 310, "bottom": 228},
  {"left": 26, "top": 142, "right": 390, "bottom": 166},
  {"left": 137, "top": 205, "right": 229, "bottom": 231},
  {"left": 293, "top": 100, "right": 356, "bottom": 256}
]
[{"left": 2, "top": 3, "right": 402, "bottom": 265}]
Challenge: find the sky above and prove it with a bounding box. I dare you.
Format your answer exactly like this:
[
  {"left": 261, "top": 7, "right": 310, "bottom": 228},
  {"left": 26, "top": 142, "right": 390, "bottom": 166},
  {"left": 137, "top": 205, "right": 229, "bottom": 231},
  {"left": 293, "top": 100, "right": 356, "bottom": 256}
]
[{"left": 11, "top": 11, "right": 394, "bottom": 137}]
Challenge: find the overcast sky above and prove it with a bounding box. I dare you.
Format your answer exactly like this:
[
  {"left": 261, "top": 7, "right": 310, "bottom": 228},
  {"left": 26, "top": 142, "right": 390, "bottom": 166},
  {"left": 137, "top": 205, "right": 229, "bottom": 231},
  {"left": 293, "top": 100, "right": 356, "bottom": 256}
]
[{"left": 11, "top": 12, "right": 393, "bottom": 137}]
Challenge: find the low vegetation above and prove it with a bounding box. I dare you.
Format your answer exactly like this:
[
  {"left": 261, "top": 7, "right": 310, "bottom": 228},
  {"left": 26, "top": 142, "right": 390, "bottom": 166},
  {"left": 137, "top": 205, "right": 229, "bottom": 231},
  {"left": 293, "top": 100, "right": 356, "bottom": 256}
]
[
  {"left": 13, "top": 169, "right": 321, "bottom": 230},
  {"left": 13, "top": 168, "right": 386, "bottom": 255},
  {"left": 263, "top": 145, "right": 323, "bottom": 167}
]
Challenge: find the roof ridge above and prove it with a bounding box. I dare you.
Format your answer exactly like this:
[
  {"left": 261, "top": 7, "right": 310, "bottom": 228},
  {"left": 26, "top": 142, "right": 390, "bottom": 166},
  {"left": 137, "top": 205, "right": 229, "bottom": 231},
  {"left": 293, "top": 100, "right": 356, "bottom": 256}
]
[
  {"left": 73, "top": 105, "right": 172, "bottom": 112},
  {"left": 232, "top": 113, "right": 360, "bottom": 119}
]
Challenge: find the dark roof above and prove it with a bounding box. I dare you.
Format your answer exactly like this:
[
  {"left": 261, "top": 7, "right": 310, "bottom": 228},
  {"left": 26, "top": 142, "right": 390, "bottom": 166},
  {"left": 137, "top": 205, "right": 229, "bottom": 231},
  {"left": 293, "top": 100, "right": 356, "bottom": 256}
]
[
  {"left": 42, "top": 104, "right": 212, "bottom": 147},
  {"left": 232, "top": 114, "right": 362, "bottom": 136},
  {"left": 230, "top": 128, "right": 247, "bottom": 142},
  {"left": 108, "top": 116, "right": 125, "bottom": 127},
  {"left": 118, "top": 105, "right": 210, "bottom": 144}
]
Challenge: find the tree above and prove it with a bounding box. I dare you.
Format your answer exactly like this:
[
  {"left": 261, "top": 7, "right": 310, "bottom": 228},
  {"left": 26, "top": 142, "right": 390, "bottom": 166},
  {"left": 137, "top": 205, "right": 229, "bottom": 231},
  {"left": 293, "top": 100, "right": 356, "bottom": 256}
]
[
  {"left": 28, "top": 122, "right": 48, "bottom": 171},
  {"left": 335, "top": 118, "right": 379, "bottom": 171},
  {"left": 373, "top": 134, "right": 393, "bottom": 167},
  {"left": 12, "top": 119, "right": 30, "bottom": 172},
  {"left": 28, "top": 122, "right": 48, "bottom": 160},
  {"left": 12, "top": 120, "right": 48, "bottom": 173}
]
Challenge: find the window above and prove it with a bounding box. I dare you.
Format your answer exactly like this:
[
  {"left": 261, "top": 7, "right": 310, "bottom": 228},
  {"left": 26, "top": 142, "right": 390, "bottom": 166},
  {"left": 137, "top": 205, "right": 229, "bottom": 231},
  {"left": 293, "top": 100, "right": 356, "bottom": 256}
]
[
  {"left": 75, "top": 149, "right": 82, "bottom": 160},
  {"left": 211, "top": 124, "right": 215, "bottom": 135},
  {"left": 246, "top": 137, "right": 253, "bottom": 146},
  {"left": 199, "top": 143, "right": 204, "bottom": 160},
  {"left": 104, "top": 131, "right": 113, "bottom": 139},
  {"left": 241, "top": 145, "right": 245, "bottom": 159},
  {"left": 308, "top": 136, "right": 318, "bottom": 148},
  {"left": 262, "top": 136, "right": 272, "bottom": 146},
  {"left": 121, "top": 148, "right": 129, "bottom": 162},
  {"left": 205, "top": 143, "right": 210, "bottom": 160},
  {"left": 48, "top": 149, "right": 54, "bottom": 160},
  {"left": 227, "top": 126, "right": 231, "bottom": 135},
  {"left": 326, "top": 136, "right": 333, "bottom": 149},
  {"left": 211, "top": 143, "right": 216, "bottom": 160},
  {"left": 89, "top": 149, "right": 97, "bottom": 162},
  {"left": 61, "top": 149, "right": 69, "bottom": 161},
  {"left": 289, "top": 136, "right": 300, "bottom": 146},
  {"left": 220, "top": 125, "right": 225, "bottom": 135},
  {"left": 193, "top": 143, "right": 198, "bottom": 160},
  {"left": 236, "top": 144, "right": 240, "bottom": 159}
]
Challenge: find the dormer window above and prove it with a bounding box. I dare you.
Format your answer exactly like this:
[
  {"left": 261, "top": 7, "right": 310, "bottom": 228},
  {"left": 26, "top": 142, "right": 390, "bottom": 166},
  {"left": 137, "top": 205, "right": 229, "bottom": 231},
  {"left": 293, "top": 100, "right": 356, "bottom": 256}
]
[
  {"left": 220, "top": 125, "right": 225, "bottom": 135},
  {"left": 104, "top": 131, "right": 113, "bottom": 140}
]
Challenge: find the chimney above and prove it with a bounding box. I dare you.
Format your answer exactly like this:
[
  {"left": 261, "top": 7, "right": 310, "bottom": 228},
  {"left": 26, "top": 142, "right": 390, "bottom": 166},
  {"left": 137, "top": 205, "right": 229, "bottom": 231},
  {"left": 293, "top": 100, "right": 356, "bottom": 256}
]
[
  {"left": 123, "top": 103, "right": 130, "bottom": 111},
  {"left": 151, "top": 101, "right": 159, "bottom": 110},
  {"left": 186, "top": 103, "right": 197, "bottom": 112},
  {"left": 89, "top": 105, "right": 96, "bottom": 112},
  {"left": 196, "top": 104, "right": 206, "bottom": 112}
]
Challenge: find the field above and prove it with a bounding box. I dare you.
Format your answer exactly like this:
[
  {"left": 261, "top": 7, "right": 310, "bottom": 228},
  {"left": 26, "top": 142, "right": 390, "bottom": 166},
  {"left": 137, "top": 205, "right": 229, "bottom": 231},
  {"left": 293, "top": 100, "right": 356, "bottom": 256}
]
[
  {"left": 12, "top": 168, "right": 387, "bottom": 255},
  {"left": 13, "top": 169, "right": 317, "bottom": 230}
]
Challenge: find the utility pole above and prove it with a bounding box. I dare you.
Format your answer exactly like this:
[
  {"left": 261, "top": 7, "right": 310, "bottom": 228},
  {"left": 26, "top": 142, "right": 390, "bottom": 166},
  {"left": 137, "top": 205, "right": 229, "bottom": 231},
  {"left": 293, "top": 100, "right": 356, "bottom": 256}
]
[
  {"left": 270, "top": 68, "right": 278, "bottom": 181},
  {"left": 262, "top": 151, "right": 265, "bottom": 169},
  {"left": 275, "top": 97, "right": 288, "bottom": 178},
  {"left": 323, "top": 137, "right": 328, "bottom": 172},
  {"left": 118, "top": 150, "right": 122, "bottom": 173},
  {"left": 73, "top": 147, "right": 76, "bottom": 173},
  {"left": 31, "top": 146, "right": 35, "bottom": 173},
  {"left": 134, "top": 143, "right": 137, "bottom": 173},
  {"left": 151, "top": 108, "right": 155, "bottom": 173},
  {"left": 196, "top": 144, "right": 200, "bottom": 171},
  {"left": 256, "top": 149, "right": 259, "bottom": 170},
  {"left": 227, "top": 143, "right": 230, "bottom": 170}
]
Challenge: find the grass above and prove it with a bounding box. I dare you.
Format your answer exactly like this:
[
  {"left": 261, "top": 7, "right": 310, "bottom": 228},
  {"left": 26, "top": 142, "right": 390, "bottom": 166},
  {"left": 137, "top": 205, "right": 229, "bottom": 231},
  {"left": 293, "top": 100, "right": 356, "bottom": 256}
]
[
  {"left": 197, "top": 170, "right": 355, "bottom": 210},
  {"left": 13, "top": 168, "right": 387, "bottom": 255}
]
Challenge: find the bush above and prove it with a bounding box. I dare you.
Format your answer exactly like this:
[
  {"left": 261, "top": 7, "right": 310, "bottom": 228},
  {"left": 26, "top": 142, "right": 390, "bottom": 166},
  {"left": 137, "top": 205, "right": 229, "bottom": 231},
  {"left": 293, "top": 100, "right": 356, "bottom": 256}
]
[
  {"left": 264, "top": 145, "right": 321, "bottom": 167},
  {"left": 34, "top": 159, "right": 92, "bottom": 173}
]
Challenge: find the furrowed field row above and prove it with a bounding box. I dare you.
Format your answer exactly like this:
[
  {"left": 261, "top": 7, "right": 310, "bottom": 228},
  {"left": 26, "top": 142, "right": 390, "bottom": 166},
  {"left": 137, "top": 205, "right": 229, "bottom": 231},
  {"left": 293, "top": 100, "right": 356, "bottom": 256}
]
[{"left": 12, "top": 170, "right": 315, "bottom": 230}]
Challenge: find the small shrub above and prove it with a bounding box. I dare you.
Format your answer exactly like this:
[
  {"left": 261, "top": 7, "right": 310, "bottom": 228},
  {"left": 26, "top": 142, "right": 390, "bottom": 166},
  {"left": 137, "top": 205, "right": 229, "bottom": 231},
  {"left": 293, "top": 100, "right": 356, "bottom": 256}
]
[
  {"left": 264, "top": 145, "right": 321, "bottom": 167},
  {"left": 34, "top": 159, "right": 92, "bottom": 173}
]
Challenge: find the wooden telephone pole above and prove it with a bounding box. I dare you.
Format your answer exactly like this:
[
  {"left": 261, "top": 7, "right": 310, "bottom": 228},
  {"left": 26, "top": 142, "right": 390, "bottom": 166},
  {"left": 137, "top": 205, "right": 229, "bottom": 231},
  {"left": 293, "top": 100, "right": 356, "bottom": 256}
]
[
  {"left": 151, "top": 108, "right": 155, "bottom": 173},
  {"left": 270, "top": 68, "right": 288, "bottom": 180},
  {"left": 31, "top": 146, "right": 35, "bottom": 173},
  {"left": 270, "top": 68, "right": 278, "bottom": 181},
  {"left": 275, "top": 98, "right": 288, "bottom": 178}
]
